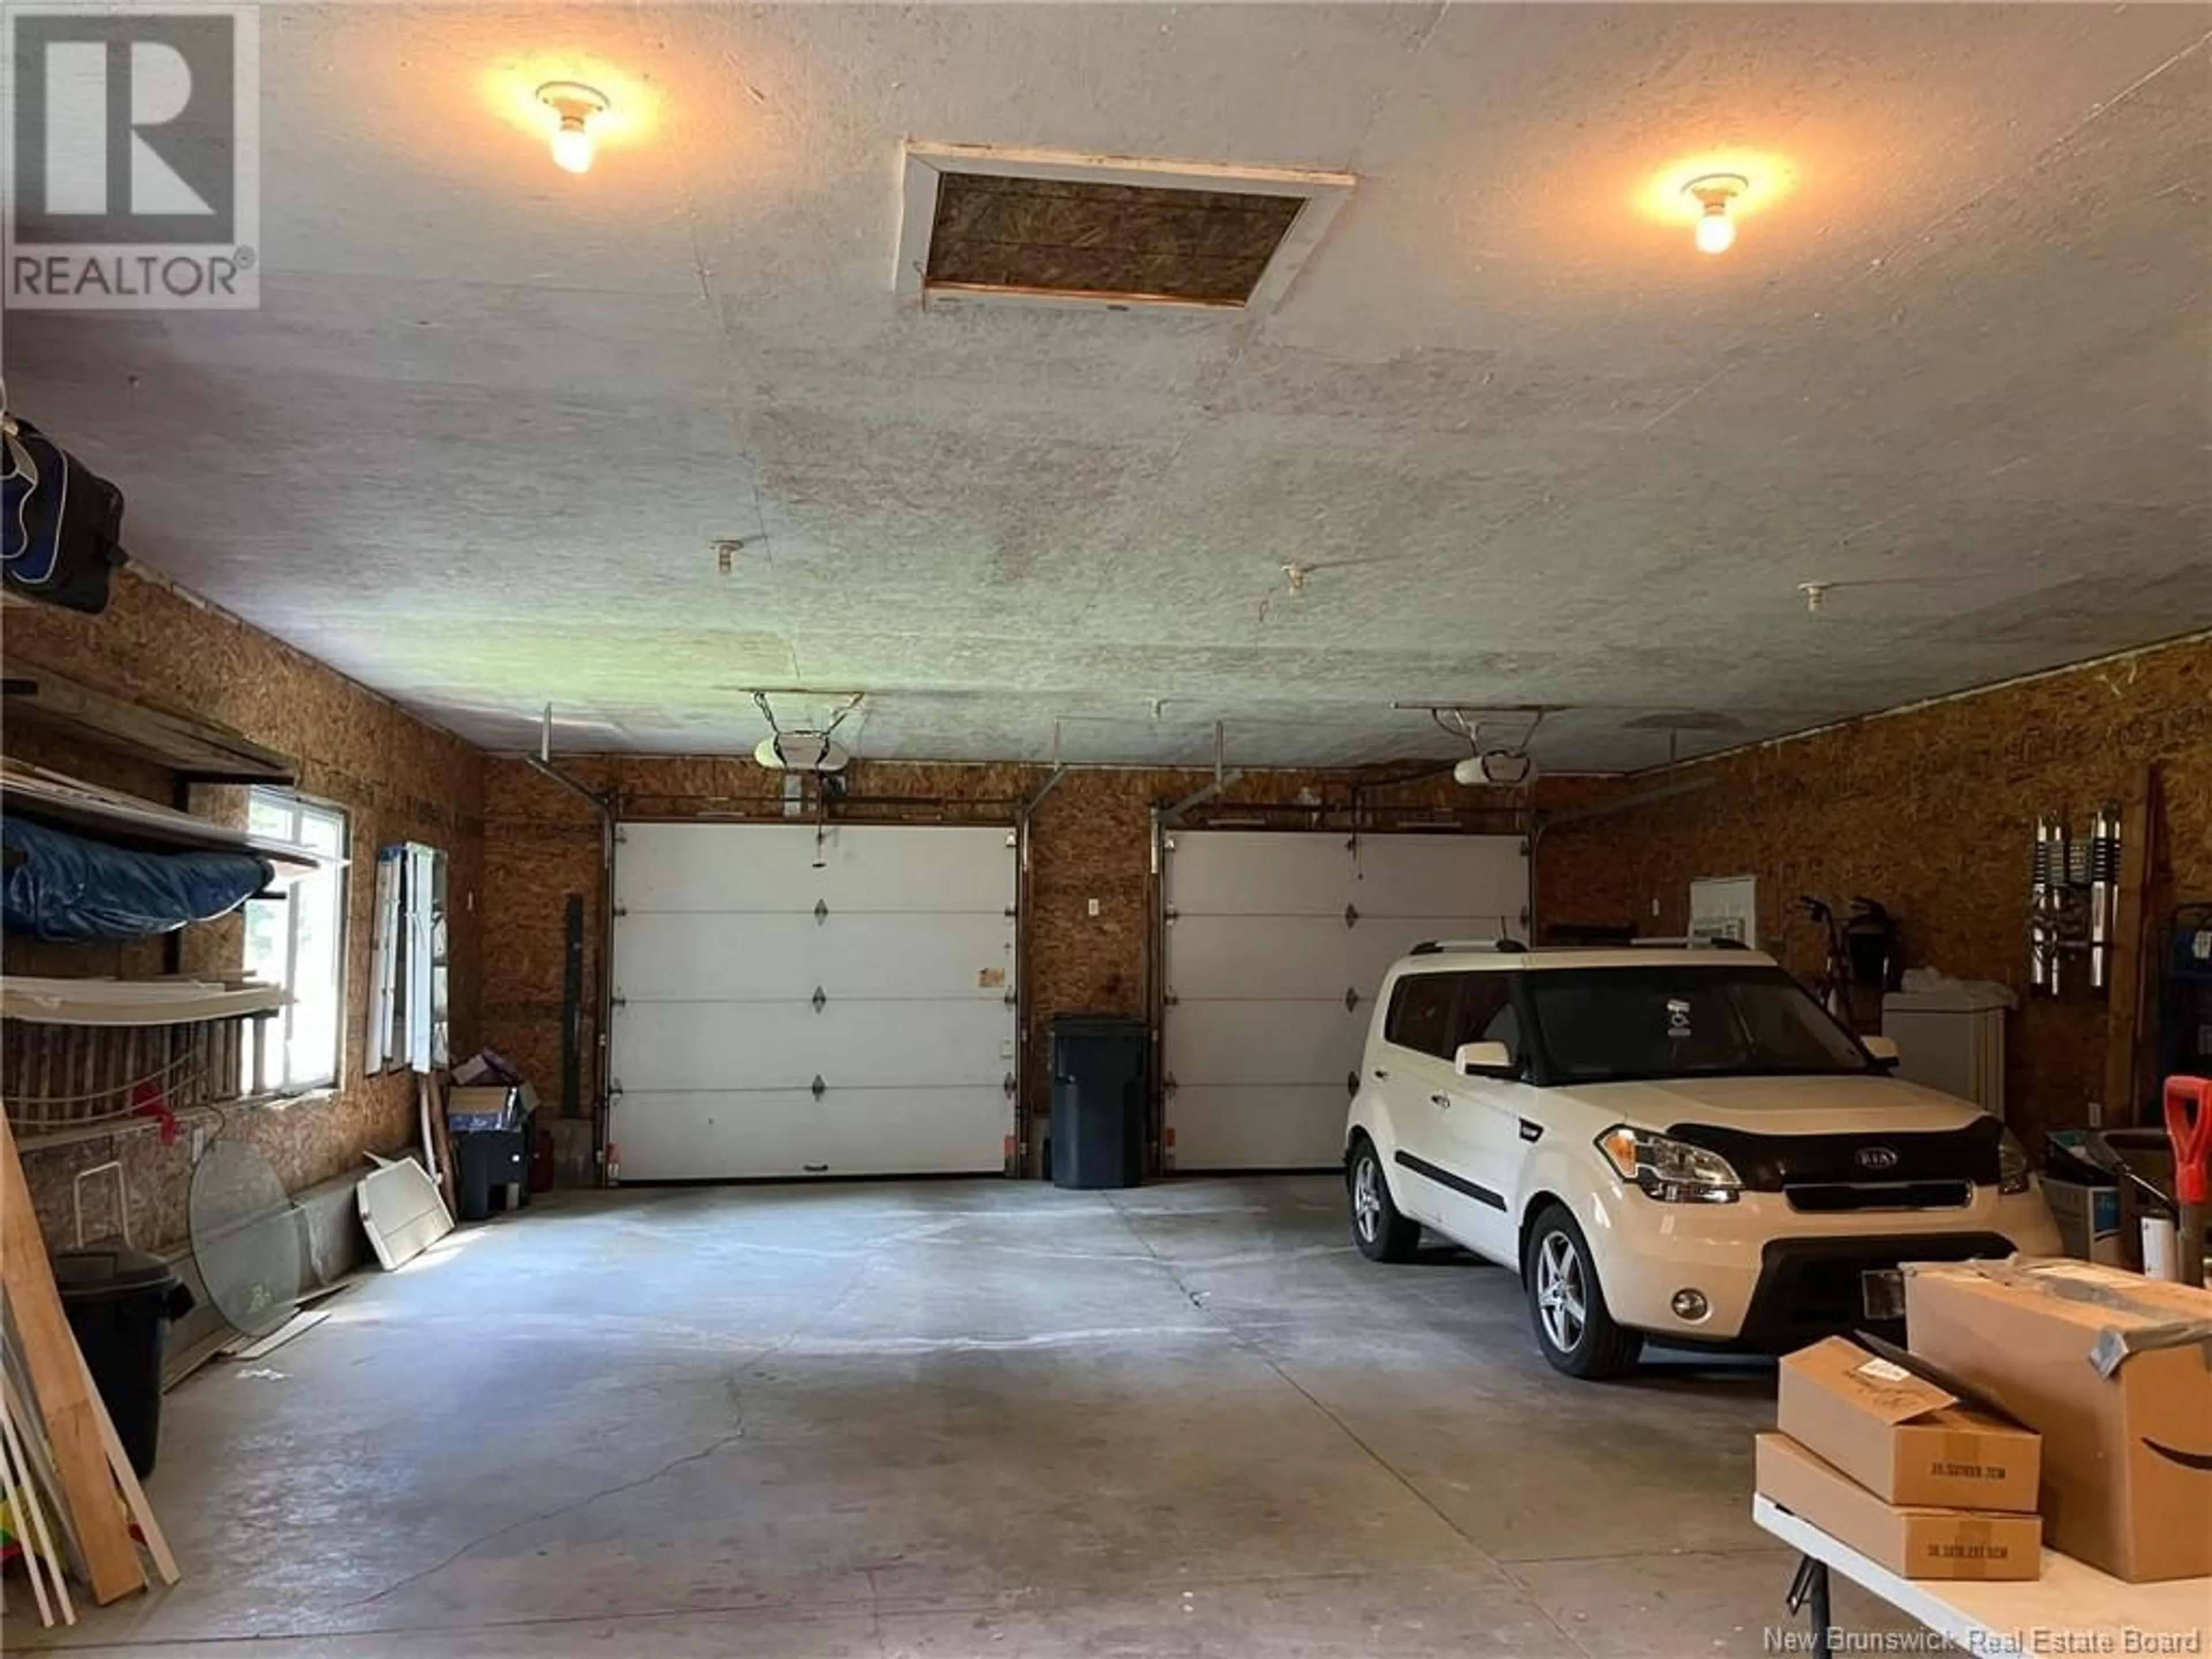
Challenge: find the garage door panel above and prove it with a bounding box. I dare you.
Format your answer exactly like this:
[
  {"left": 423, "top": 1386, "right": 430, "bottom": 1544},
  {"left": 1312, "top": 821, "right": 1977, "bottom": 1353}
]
[
  {"left": 1169, "top": 1085, "right": 1354, "bottom": 1172},
  {"left": 613, "top": 912, "right": 1014, "bottom": 1001},
  {"left": 1344, "top": 837, "right": 1531, "bottom": 921},
  {"left": 609, "top": 823, "right": 1015, "bottom": 1179},
  {"left": 1167, "top": 916, "right": 1365, "bottom": 1002},
  {"left": 616, "top": 823, "right": 1011, "bottom": 914},
  {"left": 1164, "top": 830, "right": 1525, "bottom": 1170},
  {"left": 613, "top": 1089, "right": 1008, "bottom": 1181},
  {"left": 1166, "top": 833, "right": 1368, "bottom": 916},
  {"left": 1168, "top": 1002, "right": 1365, "bottom": 1086},
  {"left": 615, "top": 999, "right": 1010, "bottom": 1092}
]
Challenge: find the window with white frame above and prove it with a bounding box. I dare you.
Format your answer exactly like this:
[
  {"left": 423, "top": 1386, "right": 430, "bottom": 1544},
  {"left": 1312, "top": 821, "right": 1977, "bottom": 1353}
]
[{"left": 241, "top": 790, "right": 348, "bottom": 1093}]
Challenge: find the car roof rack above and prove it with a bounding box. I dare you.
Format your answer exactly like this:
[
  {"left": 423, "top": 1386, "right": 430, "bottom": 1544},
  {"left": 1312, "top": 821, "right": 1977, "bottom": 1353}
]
[
  {"left": 1626, "top": 935, "right": 1749, "bottom": 950},
  {"left": 1409, "top": 936, "right": 1527, "bottom": 956}
]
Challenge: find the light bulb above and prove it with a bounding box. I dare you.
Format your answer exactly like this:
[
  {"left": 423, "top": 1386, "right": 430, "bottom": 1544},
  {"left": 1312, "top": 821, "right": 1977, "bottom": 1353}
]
[
  {"left": 1681, "top": 173, "right": 1748, "bottom": 256},
  {"left": 551, "top": 119, "right": 594, "bottom": 175},
  {"left": 537, "top": 82, "right": 609, "bottom": 177}
]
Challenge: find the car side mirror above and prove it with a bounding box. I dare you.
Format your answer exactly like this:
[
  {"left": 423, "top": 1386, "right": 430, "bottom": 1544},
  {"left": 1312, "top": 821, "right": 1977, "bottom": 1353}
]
[
  {"left": 1455, "top": 1040, "right": 1516, "bottom": 1078},
  {"left": 1862, "top": 1035, "right": 1902, "bottom": 1070}
]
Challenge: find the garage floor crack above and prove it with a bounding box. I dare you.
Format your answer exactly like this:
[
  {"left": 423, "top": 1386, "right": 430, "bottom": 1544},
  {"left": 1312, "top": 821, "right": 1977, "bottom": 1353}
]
[
  {"left": 339, "top": 1421, "right": 755, "bottom": 1613},
  {"left": 1102, "top": 1194, "right": 1605, "bottom": 1659}
]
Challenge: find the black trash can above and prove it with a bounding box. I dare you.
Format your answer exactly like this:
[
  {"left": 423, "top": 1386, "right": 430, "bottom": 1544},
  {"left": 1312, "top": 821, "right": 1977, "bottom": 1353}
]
[
  {"left": 1049, "top": 1015, "right": 1149, "bottom": 1190},
  {"left": 54, "top": 1242, "right": 194, "bottom": 1478},
  {"left": 453, "top": 1129, "right": 528, "bottom": 1221}
]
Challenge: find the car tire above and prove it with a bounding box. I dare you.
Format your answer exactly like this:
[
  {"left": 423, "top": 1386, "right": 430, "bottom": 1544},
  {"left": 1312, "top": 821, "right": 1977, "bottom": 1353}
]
[
  {"left": 1347, "top": 1138, "right": 1420, "bottom": 1263},
  {"left": 1525, "top": 1204, "right": 1643, "bottom": 1380}
]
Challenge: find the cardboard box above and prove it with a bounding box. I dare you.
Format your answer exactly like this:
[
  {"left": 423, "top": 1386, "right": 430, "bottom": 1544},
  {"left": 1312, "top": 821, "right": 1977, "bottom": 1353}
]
[
  {"left": 1906, "top": 1258, "right": 2212, "bottom": 1582},
  {"left": 445, "top": 1085, "right": 516, "bottom": 1132},
  {"left": 1778, "top": 1336, "right": 2039, "bottom": 1511},
  {"left": 1755, "top": 1433, "right": 2041, "bottom": 1581},
  {"left": 2043, "top": 1175, "right": 2125, "bottom": 1265}
]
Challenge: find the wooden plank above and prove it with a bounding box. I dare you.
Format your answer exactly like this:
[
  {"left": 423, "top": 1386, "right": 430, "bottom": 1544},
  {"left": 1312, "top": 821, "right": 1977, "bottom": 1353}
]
[
  {"left": 2101, "top": 763, "right": 2160, "bottom": 1126},
  {"left": 0, "top": 1113, "right": 145, "bottom": 1603},
  {"left": 77, "top": 1347, "right": 177, "bottom": 1585},
  {"left": 2, "top": 1355, "right": 85, "bottom": 1582},
  {"left": 0, "top": 1387, "right": 71, "bottom": 1626},
  {"left": 1, "top": 668, "right": 293, "bottom": 782},
  {"left": 422, "top": 1073, "right": 458, "bottom": 1219},
  {"left": 219, "top": 1307, "right": 329, "bottom": 1362}
]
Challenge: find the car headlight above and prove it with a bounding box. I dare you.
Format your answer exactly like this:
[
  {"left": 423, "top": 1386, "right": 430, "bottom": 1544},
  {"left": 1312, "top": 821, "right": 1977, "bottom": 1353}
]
[
  {"left": 1595, "top": 1126, "right": 1743, "bottom": 1204},
  {"left": 1998, "top": 1127, "right": 2032, "bottom": 1195}
]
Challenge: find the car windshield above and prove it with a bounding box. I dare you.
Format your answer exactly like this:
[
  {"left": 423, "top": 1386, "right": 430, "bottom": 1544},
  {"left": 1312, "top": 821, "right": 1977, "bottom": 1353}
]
[{"left": 1524, "top": 964, "right": 1872, "bottom": 1084}]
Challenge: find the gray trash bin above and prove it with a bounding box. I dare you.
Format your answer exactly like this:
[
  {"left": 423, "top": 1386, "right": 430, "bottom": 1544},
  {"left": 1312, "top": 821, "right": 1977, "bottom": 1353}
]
[{"left": 1049, "top": 1016, "right": 1149, "bottom": 1190}]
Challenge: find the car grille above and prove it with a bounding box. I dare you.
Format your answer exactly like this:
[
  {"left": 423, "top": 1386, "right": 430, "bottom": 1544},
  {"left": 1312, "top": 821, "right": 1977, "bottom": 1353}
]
[{"left": 1785, "top": 1180, "right": 1974, "bottom": 1213}]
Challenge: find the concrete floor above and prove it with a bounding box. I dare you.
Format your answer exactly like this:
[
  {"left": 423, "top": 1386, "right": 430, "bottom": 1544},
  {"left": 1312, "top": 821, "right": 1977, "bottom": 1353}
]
[{"left": 22, "top": 1176, "right": 1925, "bottom": 1657}]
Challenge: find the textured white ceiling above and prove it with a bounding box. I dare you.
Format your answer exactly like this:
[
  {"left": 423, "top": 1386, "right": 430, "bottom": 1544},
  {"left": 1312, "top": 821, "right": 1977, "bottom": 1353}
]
[{"left": 9, "top": 3, "right": 2209, "bottom": 770}]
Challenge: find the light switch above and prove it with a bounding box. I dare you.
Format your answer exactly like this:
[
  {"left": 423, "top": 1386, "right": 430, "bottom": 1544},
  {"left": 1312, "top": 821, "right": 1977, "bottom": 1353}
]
[{"left": 1088, "top": 898, "right": 1101, "bottom": 917}]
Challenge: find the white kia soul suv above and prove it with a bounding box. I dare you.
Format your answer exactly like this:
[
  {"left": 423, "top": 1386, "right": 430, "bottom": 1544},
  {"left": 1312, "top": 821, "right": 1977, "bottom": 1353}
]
[{"left": 1343, "top": 941, "right": 2061, "bottom": 1378}]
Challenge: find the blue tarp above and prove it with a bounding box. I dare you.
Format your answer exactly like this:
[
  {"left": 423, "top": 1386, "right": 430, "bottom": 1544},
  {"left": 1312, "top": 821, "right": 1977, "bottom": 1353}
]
[{"left": 2, "top": 815, "right": 273, "bottom": 942}]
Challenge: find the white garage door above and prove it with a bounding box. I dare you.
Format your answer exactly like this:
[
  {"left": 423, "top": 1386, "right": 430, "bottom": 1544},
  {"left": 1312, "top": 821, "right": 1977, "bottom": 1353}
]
[
  {"left": 1163, "top": 831, "right": 1528, "bottom": 1171},
  {"left": 608, "top": 823, "right": 1017, "bottom": 1181}
]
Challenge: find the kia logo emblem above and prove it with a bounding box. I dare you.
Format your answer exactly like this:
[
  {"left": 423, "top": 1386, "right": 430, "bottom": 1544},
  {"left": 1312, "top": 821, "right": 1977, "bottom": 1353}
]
[{"left": 1857, "top": 1146, "right": 1901, "bottom": 1172}]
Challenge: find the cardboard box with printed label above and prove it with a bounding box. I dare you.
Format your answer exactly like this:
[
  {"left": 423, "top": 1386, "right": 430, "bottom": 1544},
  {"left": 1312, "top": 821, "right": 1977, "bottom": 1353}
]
[
  {"left": 1777, "top": 1336, "right": 2039, "bottom": 1511},
  {"left": 1905, "top": 1257, "right": 2212, "bottom": 1583},
  {"left": 2042, "top": 1175, "right": 2126, "bottom": 1266},
  {"left": 1754, "top": 1433, "right": 2041, "bottom": 1581}
]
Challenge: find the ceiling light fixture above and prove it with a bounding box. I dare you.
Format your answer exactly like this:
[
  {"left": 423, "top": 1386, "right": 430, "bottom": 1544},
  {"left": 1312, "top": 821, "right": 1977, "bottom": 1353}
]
[
  {"left": 537, "top": 81, "right": 609, "bottom": 175},
  {"left": 1683, "top": 173, "right": 1748, "bottom": 255}
]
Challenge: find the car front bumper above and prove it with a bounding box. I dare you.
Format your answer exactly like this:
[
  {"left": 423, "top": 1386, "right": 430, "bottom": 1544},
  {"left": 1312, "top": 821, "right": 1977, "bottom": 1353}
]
[{"left": 1578, "top": 1179, "right": 2062, "bottom": 1349}]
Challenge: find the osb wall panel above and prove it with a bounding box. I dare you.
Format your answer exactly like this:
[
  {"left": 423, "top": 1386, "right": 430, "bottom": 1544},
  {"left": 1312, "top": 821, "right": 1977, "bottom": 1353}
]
[
  {"left": 481, "top": 751, "right": 1541, "bottom": 1169},
  {"left": 2, "top": 574, "right": 486, "bottom": 1252},
  {"left": 1537, "top": 636, "right": 2212, "bottom": 1149}
]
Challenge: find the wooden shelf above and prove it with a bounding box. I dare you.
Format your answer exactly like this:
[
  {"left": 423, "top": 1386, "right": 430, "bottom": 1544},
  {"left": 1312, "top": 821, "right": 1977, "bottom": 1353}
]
[
  {"left": 2, "top": 667, "right": 293, "bottom": 784},
  {"left": 1, "top": 759, "right": 327, "bottom": 876},
  {"left": 1, "top": 976, "right": 287, "bottom": 1027}
]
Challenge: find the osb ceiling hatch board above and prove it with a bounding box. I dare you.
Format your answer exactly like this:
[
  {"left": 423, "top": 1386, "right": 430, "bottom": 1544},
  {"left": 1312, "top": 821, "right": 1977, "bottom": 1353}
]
[
  {"left": 897, "top": 143, "right": 1354, "bottom": 315},
  {"left": 927, "top": 175, "right": 1305, "bottom": 304}
]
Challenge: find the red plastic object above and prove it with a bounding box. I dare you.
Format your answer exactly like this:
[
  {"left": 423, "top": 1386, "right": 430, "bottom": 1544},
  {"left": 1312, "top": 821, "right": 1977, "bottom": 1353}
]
[{"left": 2165, "top": 1075, "right": 2212, "bottom": 1205}]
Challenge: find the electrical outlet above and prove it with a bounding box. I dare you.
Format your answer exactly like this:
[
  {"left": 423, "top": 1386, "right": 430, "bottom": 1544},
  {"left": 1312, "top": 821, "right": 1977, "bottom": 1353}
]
[
  {"left": 1651, "top": 897, "right": 1661, "bottom": 916},
  {"left": 1088, "top": 898, "right": 1101, "bottom": 917}
]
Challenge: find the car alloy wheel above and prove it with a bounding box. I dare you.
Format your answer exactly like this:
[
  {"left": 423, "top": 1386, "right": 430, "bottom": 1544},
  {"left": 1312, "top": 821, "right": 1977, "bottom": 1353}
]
[
  {"left": 1351, "top": 1154, "right": 1382, "bottom": 1245},
  {"left": 1535, "top": 1229, "right": 1587, "bottom": 1353}
]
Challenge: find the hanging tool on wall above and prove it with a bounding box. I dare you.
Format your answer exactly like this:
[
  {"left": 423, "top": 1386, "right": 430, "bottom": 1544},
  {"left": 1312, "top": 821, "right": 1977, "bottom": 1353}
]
[
  {"left": 2026, "top": 802, "right": 2123, "bottom": 997},
  {"left": 2087, "top": 801, "right": 2122, "bottom": 992}
]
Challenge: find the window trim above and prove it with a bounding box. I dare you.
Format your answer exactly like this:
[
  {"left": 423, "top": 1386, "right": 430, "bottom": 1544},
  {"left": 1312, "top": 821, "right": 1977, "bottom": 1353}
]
[{"left": 243, "top": 787, "right": 350, "bottom": 1096}]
